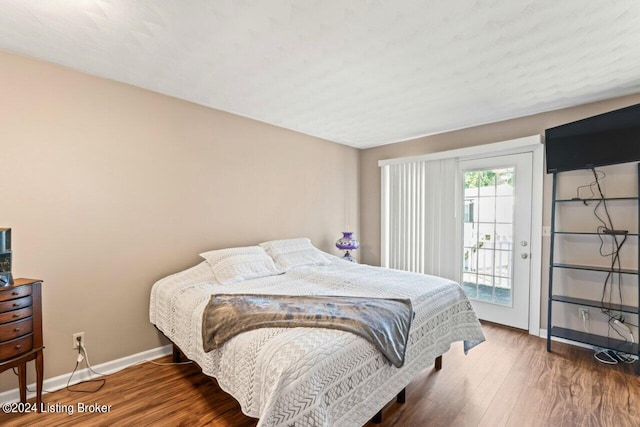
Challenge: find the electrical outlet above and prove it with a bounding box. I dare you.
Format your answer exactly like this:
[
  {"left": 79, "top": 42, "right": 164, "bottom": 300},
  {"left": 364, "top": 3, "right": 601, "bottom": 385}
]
[
  {"left": 72, "top": 332, "right": 85, "bottom": 349},
  {"left": 578, "top": 308, "right": 589, "bottom": 320}
]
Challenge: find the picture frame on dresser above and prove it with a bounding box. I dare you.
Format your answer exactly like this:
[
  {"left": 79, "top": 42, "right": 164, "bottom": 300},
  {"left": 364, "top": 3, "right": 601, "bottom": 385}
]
[{"left": 0, "top": 278, "right": 44, "bottom": 411}]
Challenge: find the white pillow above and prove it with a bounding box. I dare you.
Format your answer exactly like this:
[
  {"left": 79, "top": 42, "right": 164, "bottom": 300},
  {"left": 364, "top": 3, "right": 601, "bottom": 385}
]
[
  {"left": 260, "top": 238, "right": 333, "bottom": 271},
  {"left": 199, "top": 246, "right": 282, "bottom": 285}
]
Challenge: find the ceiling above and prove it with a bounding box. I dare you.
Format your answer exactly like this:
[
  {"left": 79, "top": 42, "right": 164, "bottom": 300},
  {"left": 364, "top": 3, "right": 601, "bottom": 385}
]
[{"left": 1, "top": 1, "right": 639, "bottom": 149}]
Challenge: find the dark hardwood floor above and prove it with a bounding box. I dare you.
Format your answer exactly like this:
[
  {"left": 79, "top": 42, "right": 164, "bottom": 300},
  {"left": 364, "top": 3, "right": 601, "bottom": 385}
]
[{"left": 1, "top": 322, "right": 638, "bottom": 426}]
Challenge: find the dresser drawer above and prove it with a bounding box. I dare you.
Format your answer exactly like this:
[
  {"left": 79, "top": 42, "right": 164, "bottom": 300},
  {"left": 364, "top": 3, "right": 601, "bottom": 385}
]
[
  {"left": 0, "top": 296, "right": 32, "bottom": 314},
  {"left": 0, "top": 334, "right": 32, "bottom": 361},
  {"left": 0, "top": 317, "right": 32, "bottom": 342},
  {"left": 0, "top": 307, "right": 32, "bottom": 324},
  {"left": 0, "top": 285, "right": 32, "bottom": 302}
]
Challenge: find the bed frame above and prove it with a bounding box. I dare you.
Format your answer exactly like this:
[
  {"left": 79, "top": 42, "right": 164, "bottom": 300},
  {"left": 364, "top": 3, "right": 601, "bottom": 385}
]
[{"left": 170, "top": 340, "right": 442, "bottom": 425}]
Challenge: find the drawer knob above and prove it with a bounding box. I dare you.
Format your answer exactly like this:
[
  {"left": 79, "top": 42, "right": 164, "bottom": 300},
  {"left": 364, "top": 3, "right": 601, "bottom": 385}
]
[
  {"left": 12, "top": 291, "right": 18, "bottom": 296},
  {"left": 13, "top": 313, "right": 20, "bottom": 318},
  {"left": 15, "top": 345, "right": 21, "bottom": 349},
  {"left": 12, "top": 303, "right": 20, "bottom": 307},
  {"left": 14, "top": 328, "right": 20, "bottom": 332}
]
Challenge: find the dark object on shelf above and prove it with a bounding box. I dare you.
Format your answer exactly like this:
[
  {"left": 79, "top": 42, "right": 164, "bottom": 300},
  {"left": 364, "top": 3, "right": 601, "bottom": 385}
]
[
  {"left": 0, "top": 228, "right": 10, "bottom": 252},
  {"left": 545, "top": 103, "right": 640, "bottom": 173},
  {"left": 602, "top": 228, "right": 629, "bottom": 235},
  {"left": 0, "top": 228, "right": 12, "bottom": 286},
  {"left": 546, "top": 163, "right": 639, "bottom": 375}
]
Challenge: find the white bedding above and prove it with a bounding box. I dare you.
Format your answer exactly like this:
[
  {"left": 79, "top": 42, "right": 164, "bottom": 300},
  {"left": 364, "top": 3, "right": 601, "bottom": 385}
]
[{"left": 150, "top": 258, "right": 485, "bottom": 427}]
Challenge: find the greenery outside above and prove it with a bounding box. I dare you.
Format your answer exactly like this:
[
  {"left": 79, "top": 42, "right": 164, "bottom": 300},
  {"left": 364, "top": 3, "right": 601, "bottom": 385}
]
[{"left": 464, "top": 169, "right": 513, "bottom": 188}]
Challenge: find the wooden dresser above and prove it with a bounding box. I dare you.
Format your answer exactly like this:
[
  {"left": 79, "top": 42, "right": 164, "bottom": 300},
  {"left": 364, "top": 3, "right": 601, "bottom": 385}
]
[{"left": 0, "top": 279, "right": 44, "bottom": 411}]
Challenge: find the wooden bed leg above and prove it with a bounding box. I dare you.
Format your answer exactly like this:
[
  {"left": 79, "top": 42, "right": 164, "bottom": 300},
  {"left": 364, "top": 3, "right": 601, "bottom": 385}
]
[
  {"left": 435, "top": 355, "right": 442, "bottom": 370},
  {"left": 172, "top": 344, "right": 181, "bottom": 363},
  {"left": 372, "top": 410, "right": 382, "bottom": 424},
  {"left": 397, "top": 388, "right": 406, "bottom": 404}
]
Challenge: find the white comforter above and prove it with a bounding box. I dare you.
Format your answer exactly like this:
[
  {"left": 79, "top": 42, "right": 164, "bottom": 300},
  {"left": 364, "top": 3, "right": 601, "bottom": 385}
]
[{"left": 150, "top": 259, "right": 485, "bottom": 427}]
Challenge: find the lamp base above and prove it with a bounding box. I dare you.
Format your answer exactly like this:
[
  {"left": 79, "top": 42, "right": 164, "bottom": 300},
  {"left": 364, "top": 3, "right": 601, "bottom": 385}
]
[{"left": 342, "top": 250, "right": 357, "bottom": 263}]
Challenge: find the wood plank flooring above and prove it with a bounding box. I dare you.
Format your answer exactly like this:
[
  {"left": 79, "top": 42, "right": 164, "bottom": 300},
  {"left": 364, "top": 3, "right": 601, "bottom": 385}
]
[{"left": 1, "top": 322, "right": 638, "bottom": 426}]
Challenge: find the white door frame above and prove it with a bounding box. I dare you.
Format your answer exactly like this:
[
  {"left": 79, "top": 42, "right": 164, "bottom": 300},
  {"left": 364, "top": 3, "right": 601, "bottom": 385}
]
[{"left": 380, "top": 135, "right": 543, "bottom": 335}]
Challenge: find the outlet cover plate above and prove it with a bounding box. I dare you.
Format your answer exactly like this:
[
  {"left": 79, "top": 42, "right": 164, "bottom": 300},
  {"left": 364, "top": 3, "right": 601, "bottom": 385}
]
[{"left": 72, "top": 332, "right": 85, "bottom": 349}]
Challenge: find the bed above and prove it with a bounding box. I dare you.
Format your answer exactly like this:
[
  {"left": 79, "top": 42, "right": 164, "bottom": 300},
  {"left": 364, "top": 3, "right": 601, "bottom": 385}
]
[{"left": 149, "top": 241, "right": 485, "bottom": 427}]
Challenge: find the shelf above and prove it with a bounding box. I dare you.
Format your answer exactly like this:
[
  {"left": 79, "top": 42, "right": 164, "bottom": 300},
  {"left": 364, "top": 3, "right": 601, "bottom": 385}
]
[
  {"left": 553, "top": 231, "right": 639, "bottom": 236},
  {"left": 552, "top": 263, "right": 639, "bottom": 275},
  {"left": 550, "top": 326, "right": 639, "bottom": 354},
  {"left": 549, "top": 165, "right": 639, "bottom": 374},
  {"left": 551, "top": 295, "right": 639, "bottom": 314},
  {"left": 555, "top": 197, "right": 638, "bottom": 203}
]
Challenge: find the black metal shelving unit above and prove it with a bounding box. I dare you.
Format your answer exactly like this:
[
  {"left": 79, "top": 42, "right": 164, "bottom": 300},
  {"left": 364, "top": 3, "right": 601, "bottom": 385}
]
[{"left": 547, "top": 163, "right": 640, "bottom": 375}]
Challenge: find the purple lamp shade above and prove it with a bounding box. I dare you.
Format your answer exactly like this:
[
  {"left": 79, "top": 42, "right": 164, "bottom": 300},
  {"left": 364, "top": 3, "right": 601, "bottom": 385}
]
[{"left": 336, "top": 232, "right": 359, "bottom": 262}]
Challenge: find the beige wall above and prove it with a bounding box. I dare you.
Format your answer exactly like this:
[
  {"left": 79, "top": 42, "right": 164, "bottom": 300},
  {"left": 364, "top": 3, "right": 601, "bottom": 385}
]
[
  {"left": 2, "top": 46, "right": 638, "bottom": 394},
  {"left": 0, "top": 50, "right": 359, "bottom": 392},
  {"left": 359, "top": 93, "right": 640, "bottom": 330}
]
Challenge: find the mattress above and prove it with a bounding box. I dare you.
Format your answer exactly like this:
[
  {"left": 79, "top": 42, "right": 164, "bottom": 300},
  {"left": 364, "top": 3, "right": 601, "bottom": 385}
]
[{"left": 150, "top": 258, "right": 485, "bottom": 427}]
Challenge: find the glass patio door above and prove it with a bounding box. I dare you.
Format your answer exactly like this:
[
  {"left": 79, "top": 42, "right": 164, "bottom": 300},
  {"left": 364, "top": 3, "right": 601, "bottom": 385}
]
[{"left": 458, "top": 152, "right": 533, "bottom": 330}]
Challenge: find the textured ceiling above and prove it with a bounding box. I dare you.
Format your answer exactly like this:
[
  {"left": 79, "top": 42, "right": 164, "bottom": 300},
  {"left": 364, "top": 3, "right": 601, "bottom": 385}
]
[{"left": 1, "top": 1, "right": 640, "bottom": 148}]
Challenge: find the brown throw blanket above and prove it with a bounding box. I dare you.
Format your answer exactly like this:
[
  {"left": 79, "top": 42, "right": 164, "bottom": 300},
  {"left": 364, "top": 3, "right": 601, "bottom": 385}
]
[{"left": 202, "top": 294, "right": 413, "bottom": 368}]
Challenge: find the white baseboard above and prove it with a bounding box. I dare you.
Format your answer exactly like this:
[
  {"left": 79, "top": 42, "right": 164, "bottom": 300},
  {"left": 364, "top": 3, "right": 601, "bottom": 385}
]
[
  {"left": 0, "top": 344, "right": 172, "bottom": 403},
  {"left": 538, "top": 329, "right": 594, "bottom": 350}
]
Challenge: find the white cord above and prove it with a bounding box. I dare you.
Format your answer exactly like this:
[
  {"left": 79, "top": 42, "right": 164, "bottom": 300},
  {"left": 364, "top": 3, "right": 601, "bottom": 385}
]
[
  {"left": 612, "top": 319, "right": 635, "bottom": 343},
  {"left": 594, "top": 350, "right": 618, "bottom": 365},
  {"left": 126, "top": 358, "right": 193, "bottom": 368},
  {"left": 582, "top": 312, "right": 590, "bottom": 334},
  {"left": 80, "top": 342, "right": 192, "bottom": 378},
  {"left": 146, "top": 359, "right": 192, "bottom": 366},
  {"left": 617, "top": 353, "right": 638, "bottom": 364},
  {"left": 80, "top": 343, "right": 110, "bottom": 377}
]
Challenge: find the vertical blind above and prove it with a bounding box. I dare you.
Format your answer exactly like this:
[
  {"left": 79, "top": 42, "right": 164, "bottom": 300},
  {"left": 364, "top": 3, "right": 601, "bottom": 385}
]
[{"left": 381, "top": 157, "right": 458, "bottom": 280}]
